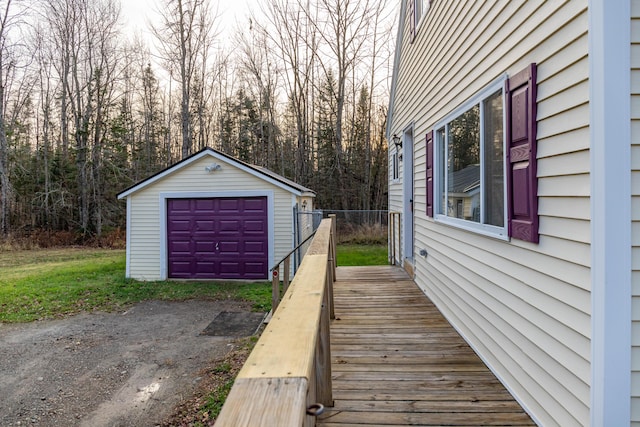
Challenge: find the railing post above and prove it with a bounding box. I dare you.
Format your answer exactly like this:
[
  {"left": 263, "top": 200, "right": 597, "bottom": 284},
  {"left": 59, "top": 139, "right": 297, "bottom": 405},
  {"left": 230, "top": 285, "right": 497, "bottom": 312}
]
[
  {"left": 388, "top": 212, "right": 400, "bottom": 266},
  {"left": 327, "top": 214, "right": 337, "bottom": 320},
  {"left": 271, "top": 265, "right": 280, "bottom": 312},
  {"left": 283, "top": 257, "right": 291, "bottom": 293},
  {"left": 315, "top": 274, "right": 333, "bottom": 408},
  {"left": 329, "top": 214, "right": 337, "bottom": 274}
]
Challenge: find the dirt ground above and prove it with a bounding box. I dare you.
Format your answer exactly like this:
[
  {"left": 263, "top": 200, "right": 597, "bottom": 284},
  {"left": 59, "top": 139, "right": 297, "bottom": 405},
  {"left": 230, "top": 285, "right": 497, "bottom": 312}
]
[{"left": 0, "top": 300, "right": 261, "bottom": 427}]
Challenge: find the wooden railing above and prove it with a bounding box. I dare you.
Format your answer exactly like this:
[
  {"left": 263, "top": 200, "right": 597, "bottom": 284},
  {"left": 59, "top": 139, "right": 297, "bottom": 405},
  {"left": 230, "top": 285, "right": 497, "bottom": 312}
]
[{"left": 215, "top": 215, "right": 337, "bottom": 426}]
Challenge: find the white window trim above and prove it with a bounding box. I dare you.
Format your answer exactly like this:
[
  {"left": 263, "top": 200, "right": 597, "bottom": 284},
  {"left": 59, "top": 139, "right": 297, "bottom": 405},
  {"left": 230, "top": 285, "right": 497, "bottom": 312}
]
[
  {"left": 416, "top": 0, "right": 431, "bottom": 31},
  {"left": 392, "top": 150, "right": 400, "bottom": 182},
  {"left": 433, "top": 75, "right": 508, "bottom": 240}
]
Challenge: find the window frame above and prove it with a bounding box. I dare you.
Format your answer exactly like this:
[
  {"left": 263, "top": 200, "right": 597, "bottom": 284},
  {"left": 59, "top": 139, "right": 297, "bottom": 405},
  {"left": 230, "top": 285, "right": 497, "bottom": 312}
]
[
  {"left": 416, "top": 0, "right": 431, "bottom": 30},
  {"left": 433, "top": 75, "right": 509, "bottom": 240},
  {"left": 392, "top": 150, "right": 400, "bottom": 182}
]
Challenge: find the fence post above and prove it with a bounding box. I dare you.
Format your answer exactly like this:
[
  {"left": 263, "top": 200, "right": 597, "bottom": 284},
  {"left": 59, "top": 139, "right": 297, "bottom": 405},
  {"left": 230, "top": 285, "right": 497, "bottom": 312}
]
[{"left": 271, "top": 266, "right": 280, "bottom": 313}]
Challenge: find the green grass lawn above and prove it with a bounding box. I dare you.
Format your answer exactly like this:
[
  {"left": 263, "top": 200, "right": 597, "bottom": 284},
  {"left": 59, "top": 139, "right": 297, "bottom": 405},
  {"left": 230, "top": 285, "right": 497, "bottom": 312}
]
[
  {"left": 336, "top": 244, "right": 388, "bottom": 266},
  {"left": 0, "top": 248, "right": 271, "bottom": 323}
]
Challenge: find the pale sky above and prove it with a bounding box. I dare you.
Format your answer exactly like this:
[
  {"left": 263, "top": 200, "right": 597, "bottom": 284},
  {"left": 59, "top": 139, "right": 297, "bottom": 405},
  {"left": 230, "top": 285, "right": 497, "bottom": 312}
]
[{"left": 120, "top": 0, "right": 253, "bottom": 42}]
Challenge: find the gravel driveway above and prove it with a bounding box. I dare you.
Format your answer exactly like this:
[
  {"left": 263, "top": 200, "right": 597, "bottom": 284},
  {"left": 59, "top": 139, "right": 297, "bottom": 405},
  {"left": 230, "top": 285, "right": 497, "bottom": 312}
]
[{"left": 0, "top": 300, "right": 258, "bottom": 426}]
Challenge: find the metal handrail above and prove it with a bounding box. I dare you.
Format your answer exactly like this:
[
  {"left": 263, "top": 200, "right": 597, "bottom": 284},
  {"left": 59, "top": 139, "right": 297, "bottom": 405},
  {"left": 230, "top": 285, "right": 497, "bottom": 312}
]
[
  {"left": 270, "top": 230, "right": 318, "bottom": 313},
  {"left": 270, "top": 230, "right": 317, "bottom": 272}
]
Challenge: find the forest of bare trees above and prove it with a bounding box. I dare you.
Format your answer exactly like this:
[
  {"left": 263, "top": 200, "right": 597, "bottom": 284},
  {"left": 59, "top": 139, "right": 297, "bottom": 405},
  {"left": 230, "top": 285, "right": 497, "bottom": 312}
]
[{"left": 0, "top": 0, "right": 395, "bottom": 241}]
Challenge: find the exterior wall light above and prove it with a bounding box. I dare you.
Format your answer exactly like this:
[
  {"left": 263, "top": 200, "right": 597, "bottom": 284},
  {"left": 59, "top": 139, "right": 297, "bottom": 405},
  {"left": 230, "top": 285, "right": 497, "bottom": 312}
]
[
  {"left": 392, "top": 134, "right": 402, "bottom": 149},
  {"left": 205, "top": 163, "right": 222, "bottom": 173}
]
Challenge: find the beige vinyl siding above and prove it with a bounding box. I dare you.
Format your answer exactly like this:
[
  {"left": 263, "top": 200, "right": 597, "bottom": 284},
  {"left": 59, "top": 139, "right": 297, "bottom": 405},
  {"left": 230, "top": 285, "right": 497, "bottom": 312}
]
[
  {"left": 128, "top": 191, "right": 162, "bottom": 280},
  {"left": 127, "top": 156, "right": 294, "bottom": 280},
  {"left": 390, "top": 1, "right": 590, "bottom": 425},
  {"left": 631, "top": 0, "right": 640, "bottom": 423}
]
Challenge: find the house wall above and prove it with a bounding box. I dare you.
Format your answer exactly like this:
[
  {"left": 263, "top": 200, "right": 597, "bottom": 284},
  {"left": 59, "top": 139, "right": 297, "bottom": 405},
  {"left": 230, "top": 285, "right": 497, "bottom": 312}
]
[
  {"left": 631, "top": 0, "right": 640, "bottom": 424},
  {"left": 389, "top": 1, "right": 591, "bottom": 425},
  {"left": 127, "top": 156, "right": 295, "bottom": 280}
]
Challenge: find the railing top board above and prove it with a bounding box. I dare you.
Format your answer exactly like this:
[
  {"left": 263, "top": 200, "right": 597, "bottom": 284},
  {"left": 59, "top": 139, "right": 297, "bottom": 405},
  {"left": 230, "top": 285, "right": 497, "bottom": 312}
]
[{"left": 238, "top": 253, "right": 327, "bottom": 380}]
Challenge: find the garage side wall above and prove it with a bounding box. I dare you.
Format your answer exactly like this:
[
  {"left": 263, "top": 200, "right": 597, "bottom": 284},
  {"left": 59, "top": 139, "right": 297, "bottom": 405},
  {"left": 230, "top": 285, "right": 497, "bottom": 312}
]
[{"left": 126, "top": 156, "right": 295, "bottom": 281}]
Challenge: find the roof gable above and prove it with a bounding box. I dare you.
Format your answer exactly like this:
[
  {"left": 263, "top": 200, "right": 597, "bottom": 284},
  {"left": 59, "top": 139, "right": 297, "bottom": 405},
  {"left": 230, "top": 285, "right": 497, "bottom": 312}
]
[{"left": 117, "top": 147, "right": 315, "bottom": 199}]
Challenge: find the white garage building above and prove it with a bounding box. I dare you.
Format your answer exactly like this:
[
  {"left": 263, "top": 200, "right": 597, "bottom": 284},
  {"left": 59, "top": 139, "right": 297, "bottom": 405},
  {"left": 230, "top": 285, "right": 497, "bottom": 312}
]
[{"left": 117, "top": 147, "right": 315, "bottom": 281}]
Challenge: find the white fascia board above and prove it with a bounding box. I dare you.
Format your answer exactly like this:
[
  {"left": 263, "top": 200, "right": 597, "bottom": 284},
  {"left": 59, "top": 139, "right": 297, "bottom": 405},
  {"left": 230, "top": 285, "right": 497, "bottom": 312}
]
[
  {"left": 117, "top": 150, "right": 212, "bottom": 199},
  {"left": 386, "top": 1, "right": 407, "bottom": 140}
]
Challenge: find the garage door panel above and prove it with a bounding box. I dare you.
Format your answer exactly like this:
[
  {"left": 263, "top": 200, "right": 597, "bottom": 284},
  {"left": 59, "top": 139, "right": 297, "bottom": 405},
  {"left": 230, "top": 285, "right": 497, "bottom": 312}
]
[
  {"left": 169, "top": 239, "right": 192, "bottom": 253},
  {"left": 170, "top": 199, "right": 191, "bottom": 212},
  {"left": 194, "top": 261, "right": 215, "bottom": 273},
  {"left": 169, "top": 219, "right": 191, "bottom": 232},
  {"left": 244, "top": 197, "right": 267, "bottom": 210},
  {"left": 244, "top": 220, "right": 266, "bottom": 233},
  {"left": 195, "top": 220, "right": 215, "bottom": 231},
  {"left": 194, "top": 199, "right": 216, "bottom": 211},
  {"left": 219, "top": 220, "right": 241, "bottom": 233},
  {"left": 219, "top": 261, "right": 241, "bottom": 275},
  {"left": 169, "top": 260, "right": 193, "bottom": 277},
  {"left": 245, "top": 262, "right": 267, "bottom": 274},
  {"left": 242, "top": 238, "right": 267, "bottom": 249},
  {"left": 167, "top": 197, "right": 268, "bottom": 279},
  {"left": 218, "top": 241, "right": 240, "bottom": 254},
  {"left": 194, "top": 241, "right": 215, "bottom": 252},
  {"left": 218, "top": 199, "right": 240, "bottom": 213}
]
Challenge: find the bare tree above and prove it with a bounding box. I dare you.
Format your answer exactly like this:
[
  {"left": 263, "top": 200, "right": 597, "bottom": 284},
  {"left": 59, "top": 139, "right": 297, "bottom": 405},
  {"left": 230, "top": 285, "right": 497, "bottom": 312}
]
[
  {"left": 41, "top": 0, "right": 121, "bottom": 235},
  {"left": 0, "top": 0, "right": 31, "bottom": 236},
  {"left": 260, "top": 0, "right": 318, "bottom": 185},
  {"left": 309, "top": 0, "right": 377, "bottom": 208},
  {"left": 235, "top": 21, "right": 281, "bottom": 169},
  {"left": 153, "top": 0, "right": 216, "bottom": 159}
]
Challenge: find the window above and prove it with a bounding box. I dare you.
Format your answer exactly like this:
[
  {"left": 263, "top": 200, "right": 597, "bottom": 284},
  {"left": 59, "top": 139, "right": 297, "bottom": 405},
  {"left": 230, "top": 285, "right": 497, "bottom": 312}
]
[
  {"left": 433, "top": 79, "right": 507, "bottom": 238},
  {"left": 392, "top": 151, "right": 400, "bottom": 181},
  {"left": 416, "top": 0, "right": 431, "bottom": 27},
  {"left": 409, "top": 0, "right": 431, "bottom": 42},
  {"left": 425, "top": 64, "right": 539, "bottom": 243}
]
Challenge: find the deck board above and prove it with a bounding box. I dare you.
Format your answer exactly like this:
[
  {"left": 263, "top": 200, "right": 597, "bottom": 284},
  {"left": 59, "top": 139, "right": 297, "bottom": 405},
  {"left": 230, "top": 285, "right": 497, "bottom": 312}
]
[{"left": 317, "top": 266, "right": 535, "bottom": 427}]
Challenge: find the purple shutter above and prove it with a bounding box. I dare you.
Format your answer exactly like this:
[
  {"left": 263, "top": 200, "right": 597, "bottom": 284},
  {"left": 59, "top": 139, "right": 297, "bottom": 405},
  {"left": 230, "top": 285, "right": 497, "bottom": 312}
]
[
  {"left": 426, "top": 130, "right": 434, "bottom": 217},
  {"left": 408, "top": 0, "right": 416, "bottom": 43},
  {"left": 505, "top": 63, "right": 539, "bottom": 243}
]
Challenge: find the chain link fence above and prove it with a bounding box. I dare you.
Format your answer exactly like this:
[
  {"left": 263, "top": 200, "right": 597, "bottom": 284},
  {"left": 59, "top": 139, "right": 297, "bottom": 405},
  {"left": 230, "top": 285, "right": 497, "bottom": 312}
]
[{"left": 296, "top": 209, "right": 388, "bottom": 246}]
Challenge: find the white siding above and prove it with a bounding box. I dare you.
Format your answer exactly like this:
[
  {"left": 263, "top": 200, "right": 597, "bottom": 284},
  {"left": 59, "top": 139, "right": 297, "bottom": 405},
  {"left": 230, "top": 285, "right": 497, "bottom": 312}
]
[
  {"left": 127, "top": 155, "right": 295, "bottom": 280},
  {"left": 389, "top": 1, "right": 590, "bottom": 425},
  {"left": 631, "top": 0, "right": 640, "bottom": 423}
]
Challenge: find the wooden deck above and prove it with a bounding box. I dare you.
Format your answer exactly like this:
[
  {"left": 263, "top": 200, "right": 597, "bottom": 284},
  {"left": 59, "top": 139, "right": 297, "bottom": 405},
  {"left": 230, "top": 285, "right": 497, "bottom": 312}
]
[{"left": 317, "top": 266, "right": 535, "bottom": 427}]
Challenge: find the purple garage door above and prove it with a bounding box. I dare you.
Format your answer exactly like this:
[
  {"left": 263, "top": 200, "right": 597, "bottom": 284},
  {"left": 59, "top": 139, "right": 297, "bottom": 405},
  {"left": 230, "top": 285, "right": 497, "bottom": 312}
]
[{"left": 167, "top": 197, "right": 268, "bottom": 279}]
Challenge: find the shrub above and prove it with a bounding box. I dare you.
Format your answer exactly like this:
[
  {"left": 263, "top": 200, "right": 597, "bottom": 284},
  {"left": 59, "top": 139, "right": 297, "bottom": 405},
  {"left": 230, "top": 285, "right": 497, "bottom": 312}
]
[{"left": 338, "top": 223, "right": 387, "bottom": 245}]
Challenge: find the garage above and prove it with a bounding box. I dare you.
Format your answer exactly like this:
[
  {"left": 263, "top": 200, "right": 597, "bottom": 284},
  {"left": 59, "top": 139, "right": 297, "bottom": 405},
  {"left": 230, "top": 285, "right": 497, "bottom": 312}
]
[
  {"left": 167, "top": 197, "right": 268, "bottom": 279},
  {"left": 117, "top": 148, "right": 315, "bottom": 281}
]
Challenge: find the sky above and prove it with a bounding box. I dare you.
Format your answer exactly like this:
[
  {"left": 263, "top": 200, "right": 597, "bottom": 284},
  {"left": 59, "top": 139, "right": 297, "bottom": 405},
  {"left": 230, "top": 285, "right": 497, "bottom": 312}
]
[{"left": 120, "top": 0, "right": 253, "bottom": 42}]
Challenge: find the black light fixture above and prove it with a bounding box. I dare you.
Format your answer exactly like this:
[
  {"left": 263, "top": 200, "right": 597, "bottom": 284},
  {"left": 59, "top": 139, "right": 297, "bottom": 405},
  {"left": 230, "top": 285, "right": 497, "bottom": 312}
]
[{"left": 392, "top": 134, "right": 402, "bottom": 149}]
